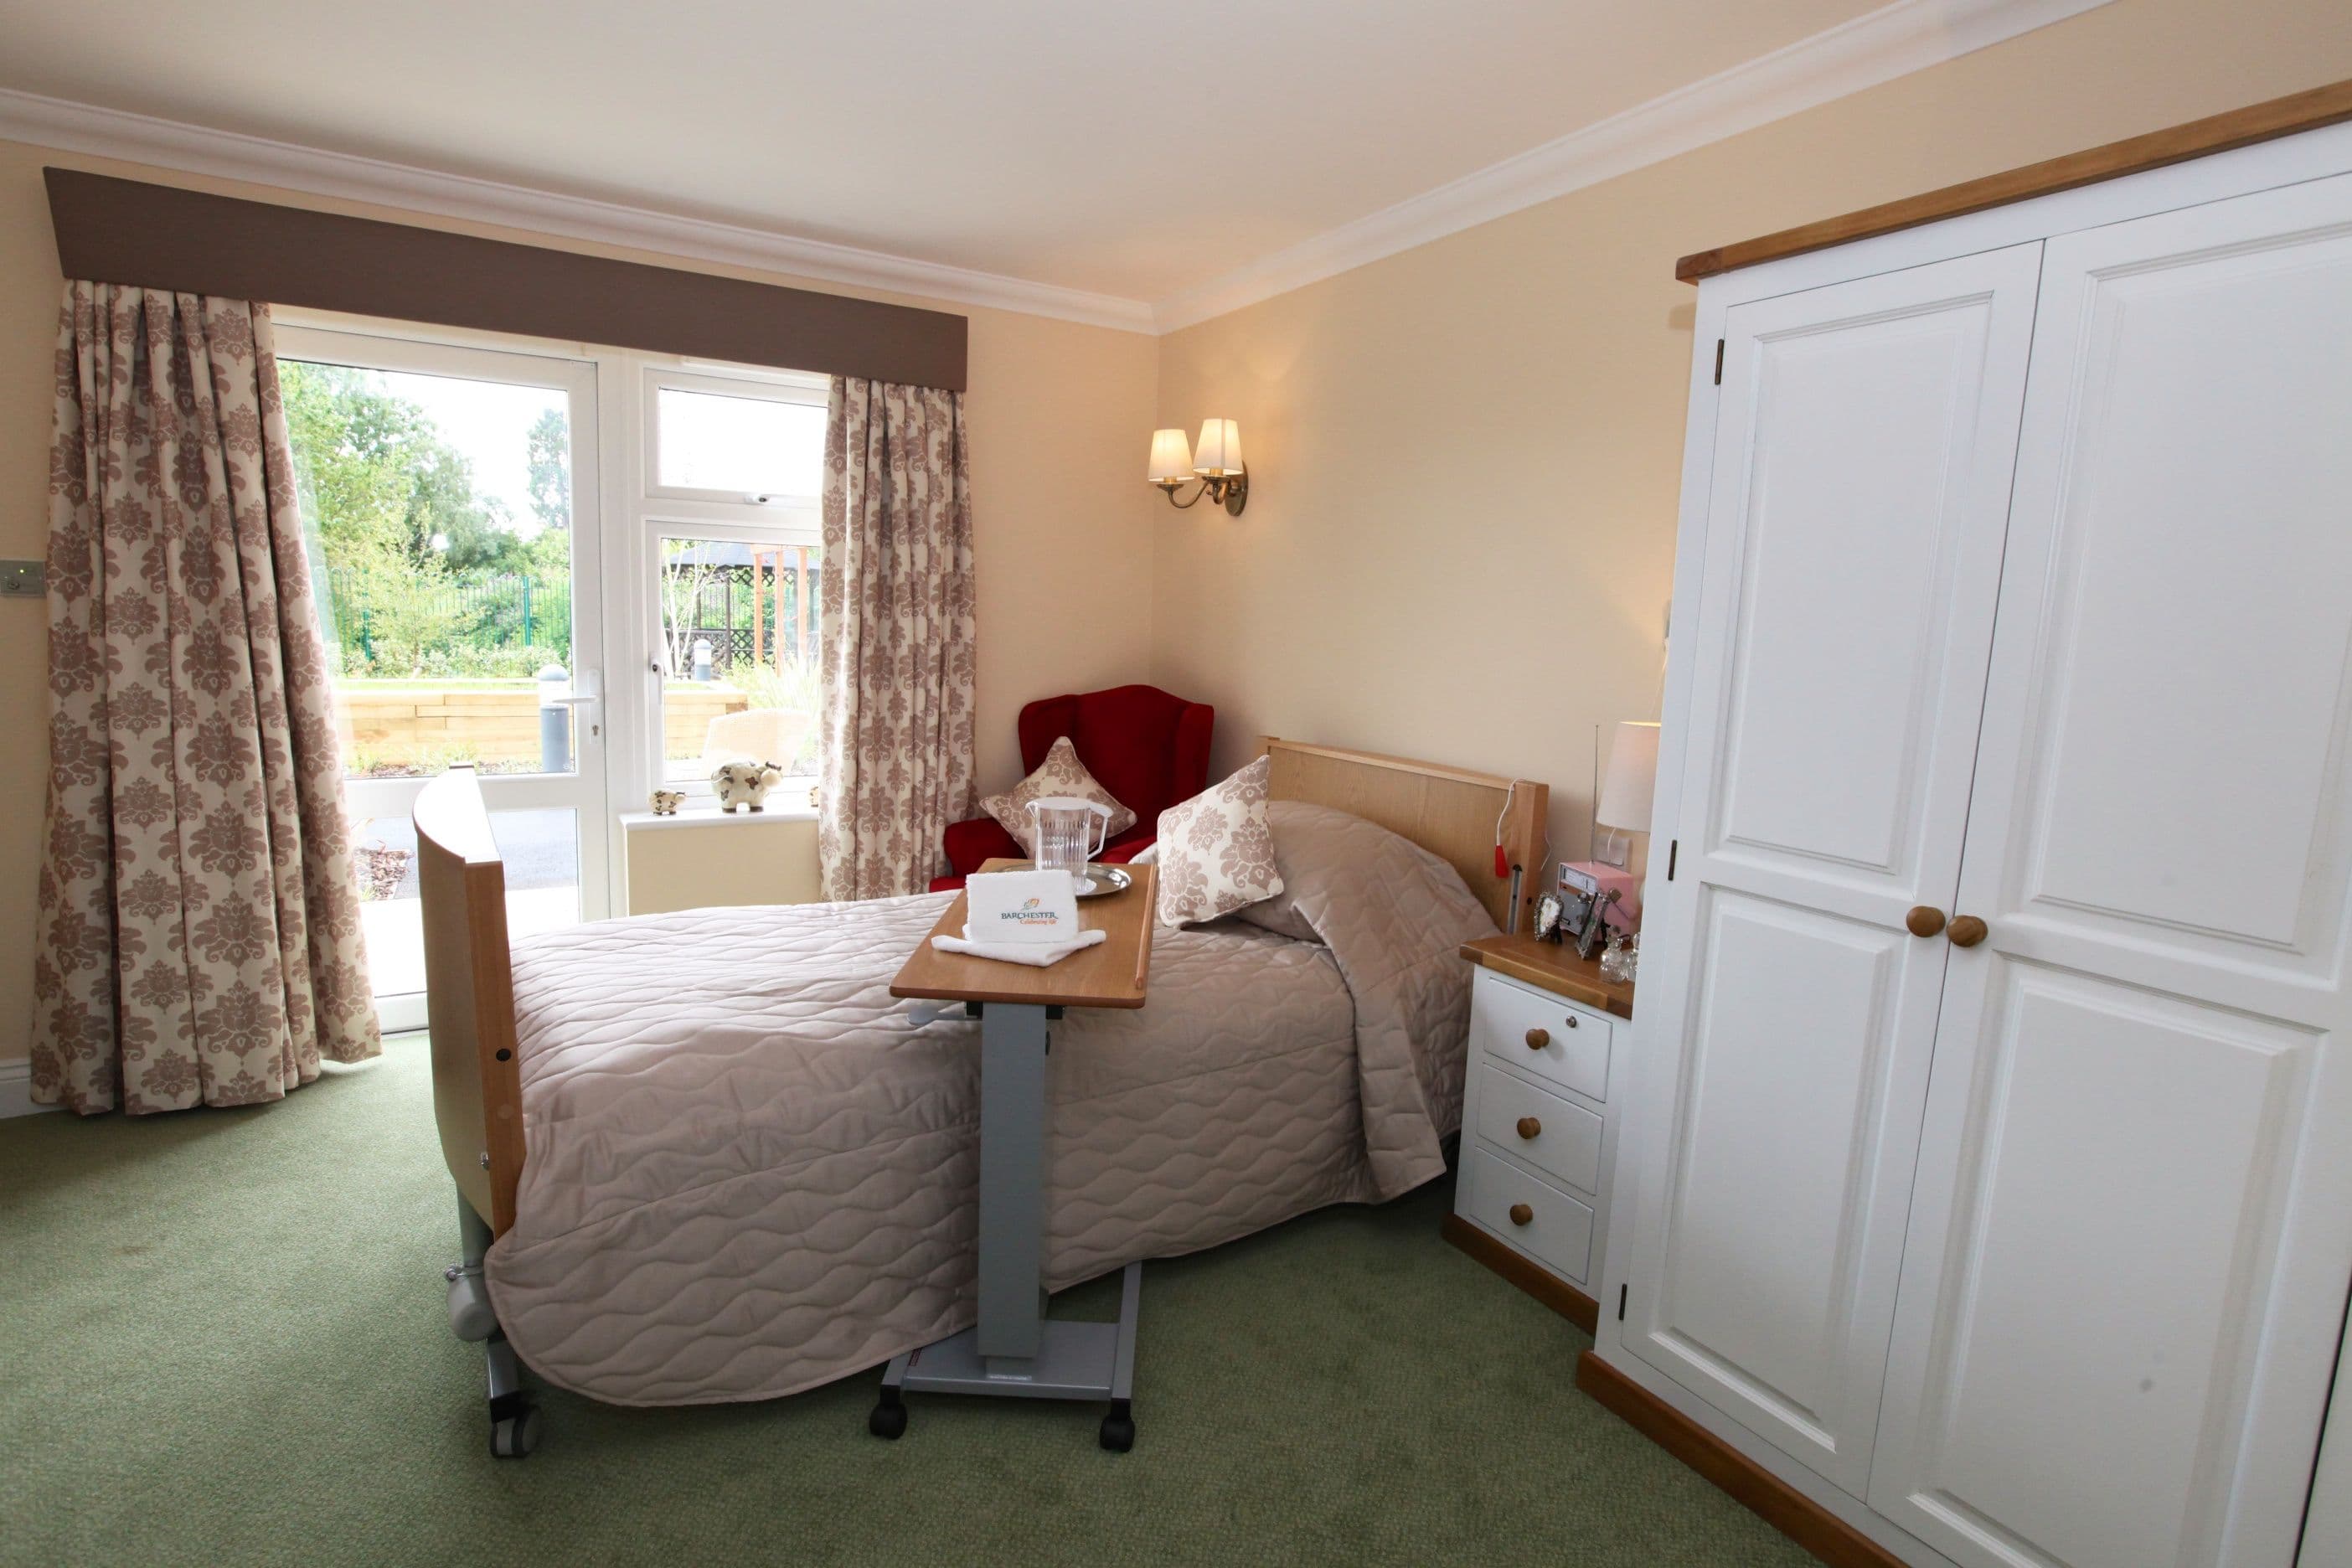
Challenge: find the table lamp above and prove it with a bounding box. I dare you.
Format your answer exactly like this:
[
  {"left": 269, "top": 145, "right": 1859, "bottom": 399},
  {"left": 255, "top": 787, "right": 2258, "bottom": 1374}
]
[{"left": 1595, "top": 720, "right": 1660, "bottom": 869}]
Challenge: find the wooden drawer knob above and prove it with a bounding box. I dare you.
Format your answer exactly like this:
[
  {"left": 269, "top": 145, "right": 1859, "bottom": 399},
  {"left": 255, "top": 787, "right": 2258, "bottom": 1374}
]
[
  {"left": 1947, "top": 915, "right": 1988, "bottom": 947},
  {"left": 1516, "top": 1116, "right": 1542, "bottom": 1140},
  {"left": 1508, "top": 1203, "right": 1534, "bottom": 1227},
  {"left": 1524, "top": 1027, "right": 1549, "bottom": 1050},
  {"left": 1906, "top": 905, "right": 1947, "bottom": 938}
]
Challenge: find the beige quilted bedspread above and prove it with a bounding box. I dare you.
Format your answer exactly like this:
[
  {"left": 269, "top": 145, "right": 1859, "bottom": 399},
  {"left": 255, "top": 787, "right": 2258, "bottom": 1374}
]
[{"left": 484, "top": 810, "right": 1497, "bottom": 1406}]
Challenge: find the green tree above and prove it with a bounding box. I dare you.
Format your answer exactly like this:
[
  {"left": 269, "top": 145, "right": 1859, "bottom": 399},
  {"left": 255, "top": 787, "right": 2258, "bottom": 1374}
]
[
  {"left": 525, "top": 407, "right": 570, "bottom": 532},
  {"left": 281, "top": 361, "right": 523, "bottom": 572},
  {"left": 281, "top": 360, "right": 539, "bottom": 675}
]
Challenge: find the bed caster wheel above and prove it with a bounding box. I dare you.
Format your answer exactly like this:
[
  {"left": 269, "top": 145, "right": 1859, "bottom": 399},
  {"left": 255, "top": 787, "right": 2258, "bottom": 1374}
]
[
  {"left": 869, "top": 1390, "right": 907, "bottom": 1441},
  {"left": 1099, "top": 1400, "right": 1134, "bottom": 1453},
  {"left": 489, "top": 1402, "right": 542, "bottom": 1459}
]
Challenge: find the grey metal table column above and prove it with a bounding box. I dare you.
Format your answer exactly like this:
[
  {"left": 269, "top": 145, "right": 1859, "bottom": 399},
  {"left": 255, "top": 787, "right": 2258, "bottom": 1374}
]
[{"left": 872, "top": 1002, "right": 1142, "bottom": 1452}]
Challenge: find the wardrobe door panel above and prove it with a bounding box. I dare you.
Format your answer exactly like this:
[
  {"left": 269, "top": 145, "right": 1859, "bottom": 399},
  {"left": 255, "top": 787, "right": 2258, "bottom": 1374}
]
[
  {"left": 1622, "top": 244, "right": 2042, "bottom": 1495},
  {"left": 1870, "top": 170, "right": 2352, "bottom": 1568},
  {"left": 1870, "top": 962, "right": 2312, "bottom": 1568},
  {"left": 1644, "top": 891, "right": 1907, "bottom": 1450}
]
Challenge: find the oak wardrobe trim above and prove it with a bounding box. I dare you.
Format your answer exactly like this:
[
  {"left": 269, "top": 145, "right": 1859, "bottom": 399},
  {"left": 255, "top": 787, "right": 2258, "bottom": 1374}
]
[{"left": 1677, "top": 75, "right": 2352, "bottom": 282}]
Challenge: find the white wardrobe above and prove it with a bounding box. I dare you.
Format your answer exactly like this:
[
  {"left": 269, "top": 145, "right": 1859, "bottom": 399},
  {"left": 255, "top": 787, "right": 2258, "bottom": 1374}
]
[{"left": 1594, "top": 116, "right": 2352, "bottom": 1568}]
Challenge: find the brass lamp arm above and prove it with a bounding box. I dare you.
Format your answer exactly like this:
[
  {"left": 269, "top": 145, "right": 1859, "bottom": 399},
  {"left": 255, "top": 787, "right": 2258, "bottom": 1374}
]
[{"left": 1153, "top": 466, "right": 1248, "bottom": 516}]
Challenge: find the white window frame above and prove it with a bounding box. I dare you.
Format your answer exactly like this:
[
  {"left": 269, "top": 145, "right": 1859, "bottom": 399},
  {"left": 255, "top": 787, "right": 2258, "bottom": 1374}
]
[
  {"left": 605, "top": 361, "right": 828, "bottom": 809},
  {"left": 642, "top": 364, "right": 830, "bottom": 506},
  {"left": 270, "top": 310, "right": 833, "bottom": 864},
  {"left": 272, "top": 317, "right": 611, "bottom": 1031}
]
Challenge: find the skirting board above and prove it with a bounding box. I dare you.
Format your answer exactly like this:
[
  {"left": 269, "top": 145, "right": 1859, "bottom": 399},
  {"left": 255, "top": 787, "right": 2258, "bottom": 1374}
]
[
  {"left": 0, "top": 1058, "right": 57, "bottom": 1120},
  {"left": 1440, "top": 1212, "right": 1599, "bottom": 1333},
  {"left": 1575, "top": 1350, "right": 1906, "bottom": 1568}
]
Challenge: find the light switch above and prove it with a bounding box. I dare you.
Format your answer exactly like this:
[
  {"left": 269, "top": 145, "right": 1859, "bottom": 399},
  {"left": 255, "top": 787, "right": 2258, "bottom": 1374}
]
[{"left": 0, "top": 561, "right": 43, "bottom": 599}]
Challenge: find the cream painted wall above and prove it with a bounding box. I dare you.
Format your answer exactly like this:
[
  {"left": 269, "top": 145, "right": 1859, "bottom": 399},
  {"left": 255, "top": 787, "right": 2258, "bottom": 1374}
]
[
  {"left": 1150, "top": 0, "right": 2352, "bottom": 872},
  {"left": 0, "top": 137, "right": 1161, "bottom": 1064}
]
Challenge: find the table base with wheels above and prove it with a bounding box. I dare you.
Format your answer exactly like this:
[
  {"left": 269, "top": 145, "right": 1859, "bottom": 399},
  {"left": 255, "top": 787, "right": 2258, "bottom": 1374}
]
[
  {"left": 872, "top": 1259, "right": 1141, "bottom": 1452},
  {"left": 867, "top": 999, "right": 1144, "bottom": 1452}
]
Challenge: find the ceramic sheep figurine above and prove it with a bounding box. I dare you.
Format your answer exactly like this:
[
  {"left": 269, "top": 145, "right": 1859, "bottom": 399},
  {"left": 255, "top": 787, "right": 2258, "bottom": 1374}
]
[
  {"left": 710, "top": 760, "right": 784, "bottom": 813},
  {"left": 648, "top": 789, "right": 686, "bottom": 817}
]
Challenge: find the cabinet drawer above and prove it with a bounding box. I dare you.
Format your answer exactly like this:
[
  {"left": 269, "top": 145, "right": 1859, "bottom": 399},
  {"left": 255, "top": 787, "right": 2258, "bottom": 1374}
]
[
  {"left": 1464, "top": 1148, "right": 1595, "bottom": 1285},
  {"left": 1473, "top": 1064, "right": 1604, "bottom": 1194},
  {"left": 1472, "top": 968, "right": 1612, "bottom": 1102}
]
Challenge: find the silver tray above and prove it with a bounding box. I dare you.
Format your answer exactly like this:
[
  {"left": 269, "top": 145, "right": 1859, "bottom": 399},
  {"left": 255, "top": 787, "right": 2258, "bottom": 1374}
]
[
  {"left": 1072, "top": 864, "right": 1133, "bottom": 899},
  {"left": 1003, "top": 861, "right": 1135, "bottom": 897}
]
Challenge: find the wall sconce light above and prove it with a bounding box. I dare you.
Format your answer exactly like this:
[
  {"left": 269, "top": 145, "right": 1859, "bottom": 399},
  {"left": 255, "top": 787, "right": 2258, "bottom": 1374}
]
[{"left": 1148, "top": 419, "right": 1249, "bottom": 515}]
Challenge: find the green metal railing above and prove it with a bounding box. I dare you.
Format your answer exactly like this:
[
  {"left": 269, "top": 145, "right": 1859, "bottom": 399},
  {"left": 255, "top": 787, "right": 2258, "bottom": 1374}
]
[{"left": 323, "top": 568, "right": 571, "bottom": 661}]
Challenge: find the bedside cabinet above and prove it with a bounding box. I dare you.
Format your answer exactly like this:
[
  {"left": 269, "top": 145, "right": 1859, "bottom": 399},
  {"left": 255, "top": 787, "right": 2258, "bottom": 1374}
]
[{"left": 1442, "top": 935, "right": 1634, "bottom": 1332}]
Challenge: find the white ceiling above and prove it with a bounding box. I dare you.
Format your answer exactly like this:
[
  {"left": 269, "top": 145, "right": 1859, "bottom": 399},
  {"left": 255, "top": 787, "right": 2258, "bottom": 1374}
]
[
  {"left": 0, "top": 1, "right": 2102, "bottom": 325},
  {"left": 0, "top": 0, "right": 2107, "bottom": 324}
]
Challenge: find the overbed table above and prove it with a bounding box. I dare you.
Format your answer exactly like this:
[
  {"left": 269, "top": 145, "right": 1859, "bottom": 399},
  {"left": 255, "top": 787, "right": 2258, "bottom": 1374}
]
[{"left": 874, "top": 857, "right": 1158, "bottom": 1452}]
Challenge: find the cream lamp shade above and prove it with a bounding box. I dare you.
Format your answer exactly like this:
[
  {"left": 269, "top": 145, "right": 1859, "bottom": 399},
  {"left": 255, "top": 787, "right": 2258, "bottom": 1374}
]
[
  {"left": 1193, "top": 418, "right": 1243, "bottom": 477},
  {"left": 1147, "top": 427, "right": 1194, "bottom": 484},
  {"left": 1596, "top": 720, "right": 1661, "bottom": 833}
]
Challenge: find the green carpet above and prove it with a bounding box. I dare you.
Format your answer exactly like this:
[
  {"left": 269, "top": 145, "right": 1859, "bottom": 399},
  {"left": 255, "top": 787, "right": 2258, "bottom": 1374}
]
[{"left": 0, "top": 1040, "right": 1807, "bottom": 1568}]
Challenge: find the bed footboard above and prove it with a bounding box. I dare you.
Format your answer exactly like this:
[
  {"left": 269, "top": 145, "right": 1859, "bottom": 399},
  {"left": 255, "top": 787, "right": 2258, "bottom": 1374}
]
[{"left": 413, "top": 765, "right": 525, "bottom": 1237}]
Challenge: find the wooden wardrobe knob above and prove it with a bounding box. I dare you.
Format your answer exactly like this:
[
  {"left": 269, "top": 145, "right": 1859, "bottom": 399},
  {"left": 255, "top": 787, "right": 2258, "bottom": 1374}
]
[
  {"left": 1508, "top": 1203, "right": 1534, "bottom": 1227},
  {"left": 1516, "top": 1117, "right": 1542, "bottom": 1140},
  {"left": 1947, "top": 915, "right": 1988, "bottom": 947},
  {"left": 1906, "top": 905, "right": 1947, "bottom": 938},
  {"left": 1525, "top": 1028, "right": 1550, "bottom": 1050}
]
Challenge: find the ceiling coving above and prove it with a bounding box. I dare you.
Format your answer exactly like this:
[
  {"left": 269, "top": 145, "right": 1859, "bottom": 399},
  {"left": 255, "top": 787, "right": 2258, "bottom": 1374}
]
[{"left": 0, "top": 0, "right": 2110, "bottom": 331}]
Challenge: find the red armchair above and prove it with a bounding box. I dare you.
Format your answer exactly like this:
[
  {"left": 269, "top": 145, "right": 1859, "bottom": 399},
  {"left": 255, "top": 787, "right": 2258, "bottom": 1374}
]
[{"left": 933, "top": 683, "right": 1215, "bottom": 892}]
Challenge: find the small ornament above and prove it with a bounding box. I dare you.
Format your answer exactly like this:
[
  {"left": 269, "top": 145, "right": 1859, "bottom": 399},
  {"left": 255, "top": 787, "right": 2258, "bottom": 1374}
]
[
  {"left": 649, "top": 789, "right": 686, "bottom": 817},
  {"left": 1601, "top": 931, "right": 1640, "bottom": 986},
  {"left": 710, "top": 760, "right": 784, "bottom": 813}
]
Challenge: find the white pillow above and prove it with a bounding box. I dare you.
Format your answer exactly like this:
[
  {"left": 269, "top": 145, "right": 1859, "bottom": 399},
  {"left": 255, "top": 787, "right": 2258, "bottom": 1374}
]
[
  {"left": 982, "top": 736, "right": 1137, "bottom": 855},
  {"left": 1153, "top": 756, "right": 1283, "bottom": 927}
]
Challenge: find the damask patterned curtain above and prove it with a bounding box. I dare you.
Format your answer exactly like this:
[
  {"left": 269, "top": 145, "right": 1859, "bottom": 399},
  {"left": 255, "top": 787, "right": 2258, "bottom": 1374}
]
[
  {"left": 33, "top": 281, "right": 379, "bottom": 1115},
  {"left": 815, "top": 377, "right": 976, "bottom": 900}
]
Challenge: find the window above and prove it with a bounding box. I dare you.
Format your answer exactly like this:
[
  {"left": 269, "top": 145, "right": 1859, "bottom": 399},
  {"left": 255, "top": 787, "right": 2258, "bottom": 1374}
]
[
  {"left": 628, "top": 365, "right": 828, "bottom": 804},
  {"left": 276, "top": 324, "right": 606, "bottom": 1031},
  {"left": 654, "top": 385, "right": 826, "bottom": 499},
  {"left": 271, "top": 316, "right": 831, "bottom": 1029},
  {"left": 655, "top": 534, "right": 822, "bottom": 785}
]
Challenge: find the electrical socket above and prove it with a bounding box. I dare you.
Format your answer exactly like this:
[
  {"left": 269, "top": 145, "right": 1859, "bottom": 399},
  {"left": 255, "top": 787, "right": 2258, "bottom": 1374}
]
[{"left": 0, "top": 560, "right": 43, "bottom": 599}]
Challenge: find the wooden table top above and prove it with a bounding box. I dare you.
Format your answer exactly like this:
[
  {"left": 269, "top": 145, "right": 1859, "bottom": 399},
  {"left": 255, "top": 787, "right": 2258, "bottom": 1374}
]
[
  {"left": 1460, "top": 933, "right": 1635, "bottom": 1019},
  {"left": 890, "top": 859, "right": 1157, "bottom": 1009}
]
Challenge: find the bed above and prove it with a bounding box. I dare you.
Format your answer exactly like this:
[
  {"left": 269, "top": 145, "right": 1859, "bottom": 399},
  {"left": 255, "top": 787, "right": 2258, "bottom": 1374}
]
[{"left": 418, "top": 739, "right": 1546, "bottom": 1447}]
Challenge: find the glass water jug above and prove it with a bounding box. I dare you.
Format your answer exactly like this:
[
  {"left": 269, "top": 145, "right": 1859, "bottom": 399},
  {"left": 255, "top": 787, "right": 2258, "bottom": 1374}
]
[{"left": 1025, "top": 796, "right": 1114, "bottom": 890}]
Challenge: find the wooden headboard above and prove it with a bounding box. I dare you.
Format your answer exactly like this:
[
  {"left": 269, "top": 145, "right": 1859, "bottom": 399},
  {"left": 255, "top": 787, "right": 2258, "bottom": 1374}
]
[
  {"left": 414, "top": 765, "right": 525, "bottom": 1236},
  {"left": 1257, "top": 738, "right": 1546, "bottom": 935}
]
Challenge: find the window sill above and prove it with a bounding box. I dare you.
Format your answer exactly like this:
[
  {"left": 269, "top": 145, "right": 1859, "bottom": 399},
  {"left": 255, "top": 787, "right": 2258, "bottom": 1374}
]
[{"left": 621, "top": 802, "right": 819, "bottom": 830}]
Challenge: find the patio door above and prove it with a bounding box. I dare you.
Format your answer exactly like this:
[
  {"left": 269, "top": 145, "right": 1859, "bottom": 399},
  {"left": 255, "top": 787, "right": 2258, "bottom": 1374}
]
[{"left": 276, "top": 325, "right": 610, "bottom": 1032}]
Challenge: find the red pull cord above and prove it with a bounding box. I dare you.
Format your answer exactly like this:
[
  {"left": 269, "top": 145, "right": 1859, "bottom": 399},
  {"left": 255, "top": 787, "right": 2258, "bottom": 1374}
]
[{"left": 1493, "top": 780, "right": 1517, "bottom": 879}]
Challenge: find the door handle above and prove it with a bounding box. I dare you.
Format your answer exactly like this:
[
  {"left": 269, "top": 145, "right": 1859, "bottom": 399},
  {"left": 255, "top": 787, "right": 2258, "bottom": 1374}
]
[
  {"left": 1508, "top": 1203, "right": 1534, "bottom": 1227},
  {"left": 1516, "top": 1117, "right": 1542, "bottom": 1141},
  {"left": 1947, "top": 916, "right": 1988, "bottom": 948},
  {"left": 1525, "top": 1028, "right": 1549, "bottom": 1050},
  {"left": 1906, "top": 905, "right": 1947, "bottom": 938}
]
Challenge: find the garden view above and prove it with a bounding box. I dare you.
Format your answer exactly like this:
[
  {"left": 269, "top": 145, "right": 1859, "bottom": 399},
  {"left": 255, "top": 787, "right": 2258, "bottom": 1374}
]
[{"left": 281, "top": 359, "right": 820, "bottom": 785}]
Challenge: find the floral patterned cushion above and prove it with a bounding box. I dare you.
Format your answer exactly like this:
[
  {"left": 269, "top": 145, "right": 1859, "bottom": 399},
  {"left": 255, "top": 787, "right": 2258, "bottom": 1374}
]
[
  {"left": 982, "top": 736, "right": 1137, "bottom": 855},
  {"left": 1153, "top": 756, "right": 1284, "bottom": 926}
]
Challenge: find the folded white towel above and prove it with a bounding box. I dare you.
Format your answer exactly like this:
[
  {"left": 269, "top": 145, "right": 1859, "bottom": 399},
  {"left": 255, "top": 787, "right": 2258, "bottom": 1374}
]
[{"left": 930, "top": 926, "right": 1108, "bottom": 967}]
